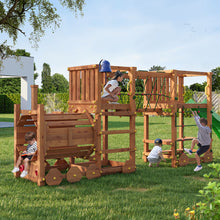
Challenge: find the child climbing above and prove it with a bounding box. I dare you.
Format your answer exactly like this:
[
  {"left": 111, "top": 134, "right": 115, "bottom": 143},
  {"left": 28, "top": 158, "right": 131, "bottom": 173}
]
[
  {"left": 147, "top": 138, "right": 166, "bottom": 167},
  {"left": 101, "top": 70, "right": 124, "bottom": 103},
  {"left": 12, "top": 131, "right": 37, "bottom": 178},
  {"left": 184, "top": 110, "right": 211, "bottom": 172}
]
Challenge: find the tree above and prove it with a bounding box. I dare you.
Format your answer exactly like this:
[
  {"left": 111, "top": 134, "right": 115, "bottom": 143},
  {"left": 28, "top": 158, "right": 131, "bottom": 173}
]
[
  {"left": 0, "top": 78, "right": 20, "bottom": 93},
  {"left": 189, "top": 82, "right": 206, "bottom": 91},
  {"left": 149, "top": 65, "right": 166, "bottom": 71},
  {"left": 211, "top": 67, "right": 220, "bottom": 91},
  {"left": 0, "top": 0, "right": 85, "bottom": 58},
  {"left": 41, "top": 63, "right": 55, "bottom": 93},
  {"left": 34, "top": 63, "right": 38, "bottom": 84},
  {"left": 51, "top": 73, "right": 69, "bottom": 93},
  {"left": 135, "top": 65, "right": 166, "bottom": 92}
]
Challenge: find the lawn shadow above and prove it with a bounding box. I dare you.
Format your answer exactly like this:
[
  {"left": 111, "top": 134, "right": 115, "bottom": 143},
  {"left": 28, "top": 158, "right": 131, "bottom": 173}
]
[
  {"left": 108, "top": 121, "right": 166, "bottom": 128},
  {"left": 0, "top": 117, "right": 14, "bottom": 122},
  {"left": 0, "top": 128, "right": 14, "bottom": 138}
]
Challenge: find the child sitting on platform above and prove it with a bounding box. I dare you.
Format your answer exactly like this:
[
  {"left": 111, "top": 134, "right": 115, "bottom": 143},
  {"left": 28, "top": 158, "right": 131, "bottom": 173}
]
[
  {"left": 184, "top": 110, "right": 211, "bottom": 172},
  {"left": 101, "top": 70, "right": 124, "bottom": 103},
  {"left": 147, "top": 138, "right": 166, "bottom": 167},
  {"left": 12, "top": 131, "right": 37, "bottom": 178}
]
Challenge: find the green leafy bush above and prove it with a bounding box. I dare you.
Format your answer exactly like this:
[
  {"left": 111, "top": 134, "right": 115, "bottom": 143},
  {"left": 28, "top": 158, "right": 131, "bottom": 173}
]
[
  {"left": 0, "top": 92, "right": 69, "bottom": 113},
  {"left": 174, "top": 163, "right": 220, "bottom": 220}
]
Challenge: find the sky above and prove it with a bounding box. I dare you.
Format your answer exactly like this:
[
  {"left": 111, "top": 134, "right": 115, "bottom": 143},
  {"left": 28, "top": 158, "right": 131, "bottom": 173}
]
[{"left": 3, "top": 0, "right": 220, "bottom": 87}]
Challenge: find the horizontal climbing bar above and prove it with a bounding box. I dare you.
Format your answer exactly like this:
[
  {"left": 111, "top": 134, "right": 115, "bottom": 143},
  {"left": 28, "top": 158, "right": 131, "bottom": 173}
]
[
  {"left": 101, "top": 111, "right": 135, "bottom": 116},
  {"left": 133, "top": 93, "right": 170, "bottom": 98},
  {"left": 101, "top": 130, "right": 135, "bottom": 135},
  {"left": 175, "top": 124, "right": 197, "bottom": 127},
  {"left": 102, "top": 148, "right": 130, "bottom": 154}
]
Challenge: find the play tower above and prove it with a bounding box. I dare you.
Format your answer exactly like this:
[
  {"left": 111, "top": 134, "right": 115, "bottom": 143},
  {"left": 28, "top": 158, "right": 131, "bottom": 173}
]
[{"left": 136, "top": 69, "right": 213, "bottom": 167}]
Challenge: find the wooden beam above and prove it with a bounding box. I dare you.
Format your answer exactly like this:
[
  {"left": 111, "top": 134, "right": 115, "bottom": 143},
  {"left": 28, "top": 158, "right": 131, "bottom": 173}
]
[
  {"left": 101, "top": 111, "right": 135, "bottom": 116},
  {"left": 101, "top": 129, "right": 134, "bottom": 135},
  {"left": 135, "top": 71, "right": 172, "bottom": 79},
  {"left": 68, "top": 64, "right": 99, "bottom": 71},
  {"left": 177, "top": 103, "right": 207, "bottom": 109},
  {"left": 174, "top": 70, "right": 208, "bottom": 76},
  {"left": 31, "top": 85, "right": 38, "bottom": 111},
  {"left": 101, "top": 103, "right": 130, "bottom": 110},
  {"left": 102, "top": 148, "right": 130, "bottom": 154}
]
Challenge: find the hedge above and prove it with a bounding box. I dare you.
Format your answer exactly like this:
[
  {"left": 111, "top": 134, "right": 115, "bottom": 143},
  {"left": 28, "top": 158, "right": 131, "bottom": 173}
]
[
  {"left": 0, "top": 93, "right": 69, "bottom": 113},
  {"left": 0, "top": 94, "right": 20, "bottom": 113}
]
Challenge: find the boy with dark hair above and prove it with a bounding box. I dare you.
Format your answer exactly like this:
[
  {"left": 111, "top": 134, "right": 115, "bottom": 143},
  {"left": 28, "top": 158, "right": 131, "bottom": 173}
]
[
  {"left": 184, "top": 111, "right": 211, "bottom": 172},
  {"left": 12, "top": 131, "right": 37, "bottom": 178}
]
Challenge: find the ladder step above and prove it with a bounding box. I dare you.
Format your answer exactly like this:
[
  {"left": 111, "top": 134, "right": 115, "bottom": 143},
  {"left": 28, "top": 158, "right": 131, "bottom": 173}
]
[
  {"left": 102, "top": 148, "right": 130, "bottom": 154},
  {"left": 101, "top": 111, "right": 135, "bottom": 116},
  {"left": 101, "top": 130, "right": 135, "bottom": 135}
]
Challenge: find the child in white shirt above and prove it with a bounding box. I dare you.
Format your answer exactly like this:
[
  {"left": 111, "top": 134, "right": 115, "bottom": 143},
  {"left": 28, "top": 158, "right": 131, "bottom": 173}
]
[
  {"left": 147, "top": 138, "right": 165, "bottom": 167},
  {"left": 101, "top": 70, "right": 124, "bottom": 103},
  {"left": 12, "top": 132, "right": 37, "bottom": 178}
]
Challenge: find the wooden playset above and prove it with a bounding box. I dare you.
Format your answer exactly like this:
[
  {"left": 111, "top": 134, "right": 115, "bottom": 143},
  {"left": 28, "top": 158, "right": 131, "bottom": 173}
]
[
  {"left": 13, "top": 65, "right": 213, "bottom": 186},
  {"left": 137, "top": 70, "right": 213, "bottom": 167}
]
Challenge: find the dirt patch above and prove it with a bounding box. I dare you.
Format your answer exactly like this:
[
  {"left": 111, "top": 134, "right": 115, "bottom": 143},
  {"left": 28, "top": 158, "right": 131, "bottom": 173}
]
[
  {"left": 184, "top": 176, "right": 208, "bottom": 182},
  {"left": 112, "top": 187, "right": 149, "bottom": 192}
]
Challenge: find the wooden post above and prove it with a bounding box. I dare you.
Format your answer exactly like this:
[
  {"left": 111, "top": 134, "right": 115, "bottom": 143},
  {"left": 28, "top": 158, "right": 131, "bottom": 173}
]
[
  {"left": 96, "top": 67, "right": 102, "bottom": 170},
  {"left": 96, "top": 68, "right": 101, "bottom": 113},
  {"left": 179, "top": 107, "right": 183, "bottom": 150},
  {"left": 69, "top": 70, "right": 73, "bottom": 102},
  {"left": 102, "top": 113, "right": 108, "bottom": 165},
  {"left": 129, "top": 67, "right": 136, "bottom": 165},
  {"left": 31, "top": 85, "right": 38, "bottom": 111},
  {"left": 207, "top": 72, "right": 213, "bottom": 152},
  {"left": 170, "top": 71, "right": 177, "bottom": 167},
  {"left": 143, "top": 114, "right": 149, "bottom": 162},
  {"left": 37, "top": 104, "right": 46, "bottom": 186},
  {"left": 178, "top": 77, "right": 184, "bottom": 103},
  {"left": 206, "top": 72, "right": 212, "bottom": 128},
  {"left": 178, "top": 76, "right": 184, "bottom": 150},
  {"left": 128, "top": 67, "right": 137, "bottom": 112},
  {"left": 14, "top": 104, "right": 20, "bottom": 178}
]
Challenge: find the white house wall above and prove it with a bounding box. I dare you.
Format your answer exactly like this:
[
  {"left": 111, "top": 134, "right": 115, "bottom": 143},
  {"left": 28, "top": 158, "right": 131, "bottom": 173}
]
[{"left": 0, "top": 56, "right": 34, "bottom": 110}]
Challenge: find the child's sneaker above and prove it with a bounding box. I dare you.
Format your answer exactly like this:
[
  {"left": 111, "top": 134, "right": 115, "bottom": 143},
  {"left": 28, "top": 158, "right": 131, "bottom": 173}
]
[
  {"left": 20, "top": 170, "right": 28, "bottom": 178},
  {"left": 194, "top": 165, "right": 202, "bottom": 172},
  {"left": 11, "top": 167, "right": 20, "bottom": 173},
  {"left": 184, "top": 148, "right": 192, "bottom": 155}
]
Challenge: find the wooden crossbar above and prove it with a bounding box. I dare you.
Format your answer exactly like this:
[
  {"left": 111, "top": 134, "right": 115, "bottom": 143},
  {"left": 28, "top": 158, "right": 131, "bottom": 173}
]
[
  {"left": 101, "top": 111, "right": 135, "bottom": 116},
  {"left": 101, "top": 103, "right": 130, "bottom": 110},
  {"left": 135, "top": 71, "right": 172, "bottom": 78},
  {"left": 102, "top": 148, "right": 130, "bottom": 154},
  {"left": 47, "top": 120, "right": 91, "bottom": 128},
  {"left": 101, "top": 130, "right": 134, "bottom": 135}
]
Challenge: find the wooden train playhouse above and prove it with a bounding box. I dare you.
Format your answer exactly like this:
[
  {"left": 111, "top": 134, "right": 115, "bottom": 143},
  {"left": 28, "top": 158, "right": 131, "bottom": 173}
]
[
  {"left": 13, "top": 64, "right": 213, "bottom": 186},
  {"left": 14, "top": 65, "right": 137, "bottom": 186}
]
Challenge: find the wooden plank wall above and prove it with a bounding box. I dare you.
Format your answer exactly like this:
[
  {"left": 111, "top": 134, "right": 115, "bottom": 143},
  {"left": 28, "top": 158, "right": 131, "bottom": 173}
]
[
  {"left": 69, "top": 69, "right": 97, "bottom": 102},
  {"left": 143, "top": 76, "right": 171, "bottom": 104}
]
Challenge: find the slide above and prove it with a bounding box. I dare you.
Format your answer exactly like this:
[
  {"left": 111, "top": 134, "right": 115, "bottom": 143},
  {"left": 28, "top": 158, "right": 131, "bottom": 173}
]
[{"left": 187, "top": 99, "right": 220, "bottom": 139}]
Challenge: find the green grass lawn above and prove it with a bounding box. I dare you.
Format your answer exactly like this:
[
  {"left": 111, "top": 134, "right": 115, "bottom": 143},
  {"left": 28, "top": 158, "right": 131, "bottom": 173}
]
[
  {"left": 0, "top": 114, "right": 219, "bottom": 220},
  {"left": 0, "top": 113, "right": 14, "bottom": 122}
]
